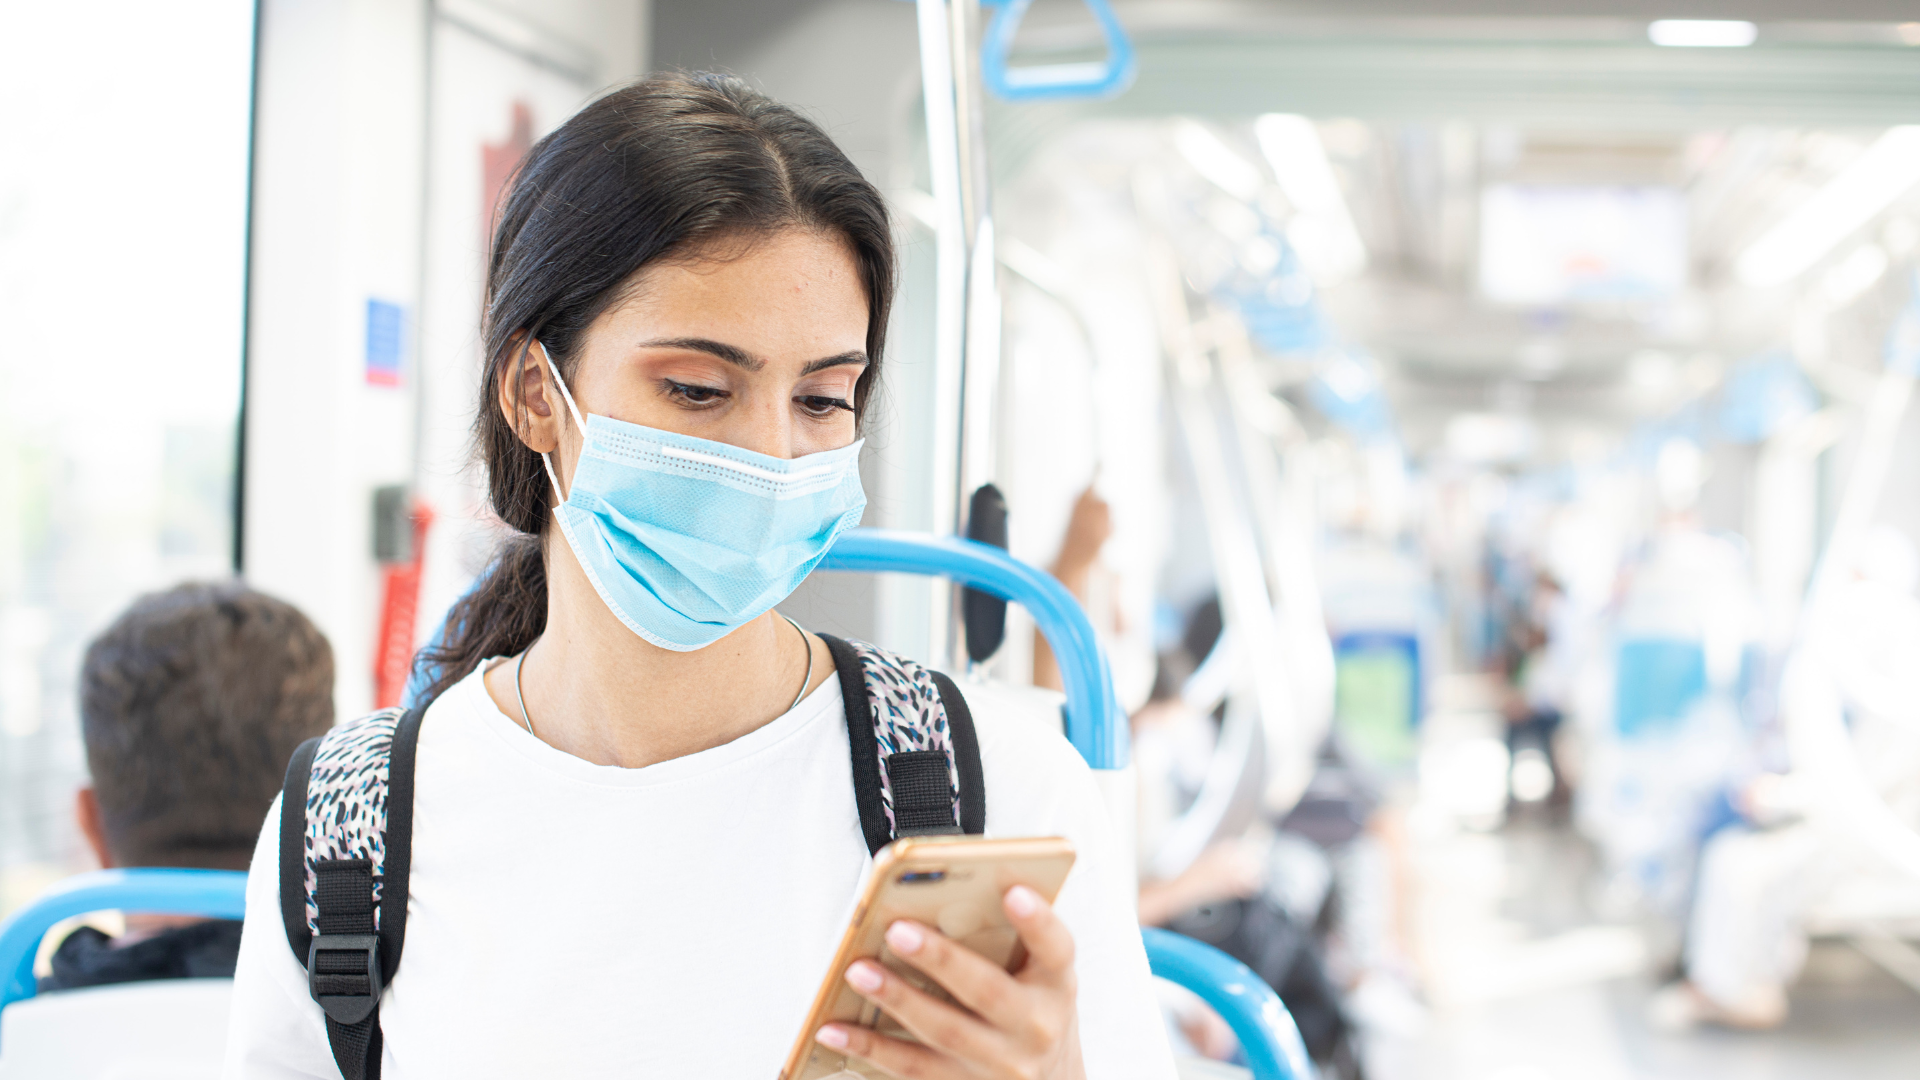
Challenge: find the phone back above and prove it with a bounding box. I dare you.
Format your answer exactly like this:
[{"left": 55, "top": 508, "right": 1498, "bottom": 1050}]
[{"left": 782, "top": 836, "right": 1075, "bottom": 1080}]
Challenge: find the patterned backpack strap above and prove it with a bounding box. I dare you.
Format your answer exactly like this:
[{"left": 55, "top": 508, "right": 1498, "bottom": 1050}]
[
  {"left": 819, "top": 635, "right": 986, "bottom": 856},
  {"left": 278, "top": 705, "right": 425, "bottom": 1080}
]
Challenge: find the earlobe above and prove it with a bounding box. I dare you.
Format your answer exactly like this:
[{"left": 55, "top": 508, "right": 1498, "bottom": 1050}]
[
  {"left": 498, "top": 339, "right": 561, "bottom": 453},
  {"left": 75, "top": 787, "right": 114, "bottom": 869}
]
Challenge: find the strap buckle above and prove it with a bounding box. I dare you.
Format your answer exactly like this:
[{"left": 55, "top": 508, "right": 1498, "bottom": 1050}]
[{"left": 308, "top": 933, "right": 383, "bottom": 1025}]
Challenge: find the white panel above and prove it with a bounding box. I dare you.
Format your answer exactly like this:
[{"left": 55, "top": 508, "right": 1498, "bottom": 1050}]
[
  {"left": 411, "top": 18, "right": 606, "bottom": 662},
  {"left": 244, "top": 0, "right": 428, "bottom": 718}
]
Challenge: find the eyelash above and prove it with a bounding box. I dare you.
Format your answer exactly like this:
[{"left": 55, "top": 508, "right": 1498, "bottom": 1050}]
[
  {"left": 662, "top": 380, "right": 854, "bottom": 420},
  {"left": 797, "top": 395, "right": 855, "bottom": 419},
  {"left": 663, "top": 380, "right": 728, "bottom": 406}
]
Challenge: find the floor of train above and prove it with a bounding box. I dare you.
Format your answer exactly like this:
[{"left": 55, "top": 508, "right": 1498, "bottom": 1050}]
[{"left": 1366, "top": 715, "right": 1920, "bottom": 1080}]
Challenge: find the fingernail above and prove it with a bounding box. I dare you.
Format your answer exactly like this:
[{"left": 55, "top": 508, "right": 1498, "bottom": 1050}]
[
  {"left": 886, "top": 920, "right": 925, "bottom": 955},
  {"left": 1006, "top": 885, "right": 1039, "bottom": 917},
  {"left": 816, "top": 1025, "right": 849, "bottom": 1050},
  {"left": 846, "top": 961, "right": 884, "bottom": 993}
]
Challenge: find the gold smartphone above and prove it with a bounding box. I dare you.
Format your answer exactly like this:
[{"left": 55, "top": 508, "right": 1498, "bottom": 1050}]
[{"left": 778, "top": 835, "right": 1076, "bottom": 1080}]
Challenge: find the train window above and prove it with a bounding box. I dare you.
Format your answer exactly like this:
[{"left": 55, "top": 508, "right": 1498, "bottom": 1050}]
[{"left": 0, "top": 0, "right": 253, "bottom": 908}]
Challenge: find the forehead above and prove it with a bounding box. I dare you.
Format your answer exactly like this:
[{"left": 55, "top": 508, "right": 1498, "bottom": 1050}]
[{"left": 607, "top": 228, "right": 870, "bottom": 346}]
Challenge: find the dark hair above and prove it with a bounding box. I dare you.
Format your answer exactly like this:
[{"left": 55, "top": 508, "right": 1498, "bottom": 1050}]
[
  {"left": 415, "top": 72, "right": 894, "bottom": 701},
  {"left": 79, "top": 581, "right": 334, "bottom": 868}
]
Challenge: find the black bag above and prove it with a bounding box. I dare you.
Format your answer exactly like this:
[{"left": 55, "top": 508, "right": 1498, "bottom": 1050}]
[{"left": 1168, "top": 896, "right": 1352, "bottom": 1065}]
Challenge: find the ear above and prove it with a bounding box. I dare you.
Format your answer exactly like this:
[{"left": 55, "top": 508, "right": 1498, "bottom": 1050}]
[
  {"left": 75, "top": 786, "right": 116, "bottom": 869},
  {"left": 496, "top": 336, "right": 565, "bottom": 455}
]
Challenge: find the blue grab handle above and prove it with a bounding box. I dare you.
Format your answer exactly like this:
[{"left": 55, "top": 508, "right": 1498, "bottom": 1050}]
[
  {"left": 1141, "top": 927, "right": 1318, "bottom": 1080},
  {"left": 821, "top": 529, "right": 1127, "bottom": 770},
  {"left": 980, "top": 0, "right": 1136, "bottom": 103},
  {"left": 0, "top": 869, "right": 249, "bottom": 1012}
]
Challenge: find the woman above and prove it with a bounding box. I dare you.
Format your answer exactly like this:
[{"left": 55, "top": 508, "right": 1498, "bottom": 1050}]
[{"left": 225, "top": 74, "right": 1173, "bottom": 1078}]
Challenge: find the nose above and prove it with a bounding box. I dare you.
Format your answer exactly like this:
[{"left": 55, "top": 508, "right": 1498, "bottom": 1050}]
[{"left": 727, "top": 392, "right": 795, "bottom": 460}]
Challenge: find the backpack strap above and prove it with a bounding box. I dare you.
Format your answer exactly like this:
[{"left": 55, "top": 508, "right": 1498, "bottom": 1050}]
[
  {"left": 820, "top": 634, "right": 986, "bottom": 856},
  {"left": 278, "top": 706, "right": 424, "bottom": 1080}
]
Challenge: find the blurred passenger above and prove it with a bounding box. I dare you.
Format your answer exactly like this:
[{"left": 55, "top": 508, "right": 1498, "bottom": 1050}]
[
  {"left": 1652, "top": 525, "right": 1920, "bottom": 1031},
  {"left": 1131, "top": 651, "right": 1362, "bottom": 1076},
  {"left": 1502, "top": 572, "right": 1573, "bottom": 809},
  {"left": 1034, "top": 482, "right": 1114, "bottom": 692},
  {"left": 42, "top": 582, "right": 333, "bottom": 992}
]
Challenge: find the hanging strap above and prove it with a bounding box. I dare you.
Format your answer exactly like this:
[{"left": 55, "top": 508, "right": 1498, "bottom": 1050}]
[
  {"left": 279, "top": 707, "right": 423, "bottom": 1080},
  {"left": 821, "top": 634, "right": 986, "bottom": 856},
  {"left": 310, "top": 859, "right": 382, "bottom": 1078}
]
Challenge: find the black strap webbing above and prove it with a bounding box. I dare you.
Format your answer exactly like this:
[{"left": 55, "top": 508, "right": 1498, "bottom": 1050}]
[
  {"left": 381, "top": 708, "right": 423, "bottom": 983},
  {"left": 279, "top": 709, "right": 424, "bottom": 1080},
  {"left": 279, "top": 735, "right": 321, "bottom": 962},
  {"left": 888, "top": 750, "right": 962, "bottom": 835},
  {"left": 930, "top": 670, "right": 987, "bottom": 836},
  {"left": 313, "top": 860, "right": 380, "bottom": 1080},
  {"left": 821, "top": 635, "right": 986, "bottom": 855},
  {"left": 823, "top": 634, "right": 893, "bottom": 856}
]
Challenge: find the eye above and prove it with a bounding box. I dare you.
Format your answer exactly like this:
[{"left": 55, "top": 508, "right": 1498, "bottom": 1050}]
[
  {"left": 663, "top": 379, "right": 728, "bottom": 407},
  {"left": 796, "top": 394, "right": 855, "bottom": 420}
]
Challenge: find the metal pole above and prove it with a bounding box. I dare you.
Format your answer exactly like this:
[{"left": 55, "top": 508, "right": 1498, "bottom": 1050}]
[{"left": 916, "top": 0, "right": 1000, "bottom": 667}]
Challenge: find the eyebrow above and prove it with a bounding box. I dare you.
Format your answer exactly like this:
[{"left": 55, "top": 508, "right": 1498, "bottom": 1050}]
[
  {"left": 639, "top": 337, "right": 869, "bottom": 377},
  {"left": 800, "top": 352, "right": 869, "bottom": 376},
  {"left": 640, "top": 337, "right": 762, "bottom": 370}
]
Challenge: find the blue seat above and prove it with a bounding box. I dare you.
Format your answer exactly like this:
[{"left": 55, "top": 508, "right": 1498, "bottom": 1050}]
[
  {"left": 820, "top": 529, "right": 1314, "bottom": 1080},
  {"left": 1143, "top": 928, "right": 1315, "bottom": 1080},
  {"left": 0, "top": 869, "right": 247, "bottom": 1013},
  {"left": 0, "top": 868, "right": 248, "bottom": 1067}
]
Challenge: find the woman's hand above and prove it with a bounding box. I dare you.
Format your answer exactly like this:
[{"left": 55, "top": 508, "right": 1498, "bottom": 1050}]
[{"left": 816, "top": 885, "right": 1085, "bottom": 1079}]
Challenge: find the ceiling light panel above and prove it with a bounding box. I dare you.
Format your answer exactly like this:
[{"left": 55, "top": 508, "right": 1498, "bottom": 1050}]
[{"left": 1649, "top": 20, "right": 1758, "bottom": 48}]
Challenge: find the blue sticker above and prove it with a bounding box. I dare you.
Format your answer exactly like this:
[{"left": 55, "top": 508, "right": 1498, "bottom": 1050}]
[{"left": 366, "top": 299, "right": 405, "bottom": 386}]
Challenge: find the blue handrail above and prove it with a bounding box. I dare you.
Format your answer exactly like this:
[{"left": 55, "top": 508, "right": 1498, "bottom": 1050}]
[
  {"left": 1142, "top": 928, "right": 1317, "bottom": 1080},
  {"left": 824, "top": 532, "right": 1306, "bottom": 1077},
  {"left": 0, "top": 869, "right": 249, "bottom": 1012},
  {"left": 980, "top": 0, "right": 1136, "bottom": 103},
  {"left": 404, "top": 529, "right": 1125, "bottom": 768},
  {"left": 820, "top": 529, "right": 1126, "bottom": 770}
]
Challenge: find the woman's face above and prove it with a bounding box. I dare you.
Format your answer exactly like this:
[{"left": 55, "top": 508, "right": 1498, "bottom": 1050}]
[{"left": 507, "top": 227, "right": 870, "bottom": 464}]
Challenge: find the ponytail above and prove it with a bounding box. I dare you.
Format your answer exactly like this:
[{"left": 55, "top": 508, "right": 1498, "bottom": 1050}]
[{"left": 412, "top": 534, "right": 547, "bottom": 705}]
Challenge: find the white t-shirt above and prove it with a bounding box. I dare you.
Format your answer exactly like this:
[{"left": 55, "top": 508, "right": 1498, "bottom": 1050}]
[{"left": 223, "top": 662, "right": 1176, "bottom": 1078}]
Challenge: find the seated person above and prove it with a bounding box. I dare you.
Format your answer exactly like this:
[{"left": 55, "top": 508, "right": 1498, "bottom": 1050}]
[{"left": 41, "top": 581, "right": 332, "bottom": 991}]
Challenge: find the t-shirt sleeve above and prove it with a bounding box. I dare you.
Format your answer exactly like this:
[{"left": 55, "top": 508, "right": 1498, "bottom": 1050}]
[
  {"left": 965, "top": 684, "right": 1179, "bottom": 1079},
  {"left": 223, "top": 795, "right": 348, "bottom": 1080}
]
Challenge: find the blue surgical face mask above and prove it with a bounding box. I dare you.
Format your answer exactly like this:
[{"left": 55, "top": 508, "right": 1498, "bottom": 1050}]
[{"left": 537, "top": 346, "right": 866, "bottom": 651}]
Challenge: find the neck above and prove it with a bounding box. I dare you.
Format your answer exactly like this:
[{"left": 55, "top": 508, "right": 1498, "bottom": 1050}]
[
  {"left": 483, "top": 535, "right": 828, "bottom": 768},
  {"left": 118, "top": 913, "right": 211, "bottom": 944}
]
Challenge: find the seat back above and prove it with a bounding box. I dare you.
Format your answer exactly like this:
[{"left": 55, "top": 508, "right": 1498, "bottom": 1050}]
[
  {"left": 0, "top": 869, "right": 248, "bottom": 1069},
  {"left": 0, "top": 979, "right": 232, "bottom": 1079}
]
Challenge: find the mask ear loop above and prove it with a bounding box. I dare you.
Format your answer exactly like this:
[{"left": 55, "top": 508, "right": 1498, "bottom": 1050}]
[{"left": 534, "top": 340, "right": 589, "bottom": 506}]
